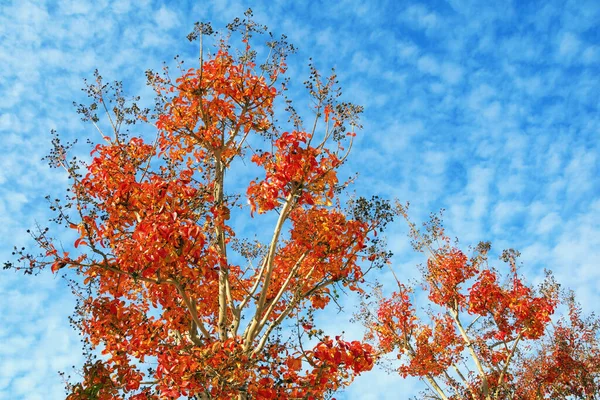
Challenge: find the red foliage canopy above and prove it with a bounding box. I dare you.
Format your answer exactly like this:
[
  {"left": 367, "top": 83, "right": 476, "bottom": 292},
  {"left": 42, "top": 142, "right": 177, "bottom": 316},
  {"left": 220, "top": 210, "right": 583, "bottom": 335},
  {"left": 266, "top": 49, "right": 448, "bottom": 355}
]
[
  {"left": 365, "top": 212, "right": 600, "bottom": 399},
  {"left": 13, "top": 13, "right": 394, "bottom": 400}
]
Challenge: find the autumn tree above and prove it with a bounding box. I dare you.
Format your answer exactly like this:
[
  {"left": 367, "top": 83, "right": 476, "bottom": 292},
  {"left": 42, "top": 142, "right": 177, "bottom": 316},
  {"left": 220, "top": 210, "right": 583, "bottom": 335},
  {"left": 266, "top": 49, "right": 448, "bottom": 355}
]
[
  {"left": 363, "top": 207, "right": 600, "bottom": 399},
  {"left": 8, "top": 12, "right": 395, "bottom": 400}
]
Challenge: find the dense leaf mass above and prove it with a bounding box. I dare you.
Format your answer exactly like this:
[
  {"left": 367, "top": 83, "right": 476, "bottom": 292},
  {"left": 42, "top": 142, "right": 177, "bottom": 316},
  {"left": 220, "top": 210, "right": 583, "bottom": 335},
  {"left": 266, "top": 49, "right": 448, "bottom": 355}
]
[
  {"left": 14, "top": 13, "right": 390, "bottom": 400},
  {"left": 364, "top": 212, "right": 600, "bottom": 400}
]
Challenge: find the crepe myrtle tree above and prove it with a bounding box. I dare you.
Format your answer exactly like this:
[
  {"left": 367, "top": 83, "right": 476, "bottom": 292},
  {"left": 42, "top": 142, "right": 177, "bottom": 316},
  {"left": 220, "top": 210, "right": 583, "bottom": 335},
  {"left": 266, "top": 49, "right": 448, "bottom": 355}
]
[
  {"left": 362, "top": 207, "right": 600, "bottom": 400},
  {"left": 7, "top": 11, "right": 396, "bottom": 400}
]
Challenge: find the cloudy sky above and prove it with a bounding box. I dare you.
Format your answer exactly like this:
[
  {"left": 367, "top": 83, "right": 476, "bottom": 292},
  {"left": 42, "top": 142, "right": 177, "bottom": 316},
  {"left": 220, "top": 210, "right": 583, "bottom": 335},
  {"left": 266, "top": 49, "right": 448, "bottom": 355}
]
[{"left": 1, "top": 0, "right": 599, "bottom": 398}]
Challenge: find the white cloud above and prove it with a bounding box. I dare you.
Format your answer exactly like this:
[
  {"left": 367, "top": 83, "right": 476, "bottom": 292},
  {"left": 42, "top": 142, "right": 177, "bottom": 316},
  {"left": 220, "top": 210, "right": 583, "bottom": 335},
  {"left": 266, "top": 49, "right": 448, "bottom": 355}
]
[
  {"left": 535, "top": 211, "right": 562, "bottom": 235},
  {"left": 482, "top": 101, "right": 501, "bottom": 120},
  {"left": 423, "top": 150, "right": 447, "bottom": 175},
  {"left": 564, "top": 147, "right": 597, "bottom": 202},
  {"left": 378, "top": 120, "right": 424, "bottom": 154},
  {"left": 351, "top": 51, "right": 378, "bottom": 74},
  {"left": 111, "top": 0, "right": 132, "bottom": 14},
  {"left": 467, "top": 83, "right": 496, "bottom": 110},
  {"left": 141, "top": 29, "right": 172, "bottom": 48},
  {"left": 439, "top": 61, "right": 463, "bottom": 84},
  {"left": 0, "top": 113, "right": 16, "bottom": 132},
  {"left": 496, "top": 173, "right": 525, "bottom": 196},
  {"left": 0, "top": 82, "right": 25, "bottom": 108},
  {"left": 58, "top": 0, "right": 95, "bottom": 15},
  {"left": 501, "top": 34, "right": 544, "bottom": 63},
  {"left": 492, "top": 200, "right": 525, "bottom": 230},
  {"left": 557, "top": 32, "right": 581, "bottom": 59},
  {"left": 154, "top": 5, "right": 179, "bottom": 31},
  {"left": 582, "top": 45, "right": 600, "bottom": 64},
  {"left": 417, "top": 54, "right": 439, "bottom": 75},
  {"left": 402, "top": 4, "right": 440, "bottom": 33},
  {"left": 396, "top": 40, "right": 420, "bottom": 61}
]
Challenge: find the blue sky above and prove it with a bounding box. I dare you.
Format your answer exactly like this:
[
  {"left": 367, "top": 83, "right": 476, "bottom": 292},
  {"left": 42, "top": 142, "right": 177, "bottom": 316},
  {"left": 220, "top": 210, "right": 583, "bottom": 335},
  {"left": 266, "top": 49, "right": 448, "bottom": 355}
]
[{"left": 1, "top": 0, "right": 599, "bottom": 398}]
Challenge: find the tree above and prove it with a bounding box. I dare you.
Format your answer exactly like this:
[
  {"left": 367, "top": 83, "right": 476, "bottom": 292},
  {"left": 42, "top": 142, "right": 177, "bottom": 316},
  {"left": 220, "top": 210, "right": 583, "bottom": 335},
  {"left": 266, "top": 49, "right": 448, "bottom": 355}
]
[
  {"left": 363, "top": 207, "right": 600, "bottom": 399},
  {"left": 9, "top": 12, "right": 395, "bottom": 400}
]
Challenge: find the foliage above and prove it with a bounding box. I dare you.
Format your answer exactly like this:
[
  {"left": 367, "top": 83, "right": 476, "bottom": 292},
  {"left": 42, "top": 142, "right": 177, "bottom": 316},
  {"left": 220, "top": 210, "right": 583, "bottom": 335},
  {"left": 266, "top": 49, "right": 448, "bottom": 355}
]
[
  {"left": 9, "top": 11, "right": 394, "bottom": 400},
  {"left": 363, "top": 207, "right": 600, "bottom": 399}
]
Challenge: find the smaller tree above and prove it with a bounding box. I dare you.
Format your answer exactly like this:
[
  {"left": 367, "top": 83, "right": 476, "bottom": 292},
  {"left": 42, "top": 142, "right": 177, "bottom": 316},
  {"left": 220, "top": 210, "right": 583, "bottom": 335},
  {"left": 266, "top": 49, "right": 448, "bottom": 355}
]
[{"left": 363, "top": 206, "right": 600, "bottom": 400}]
